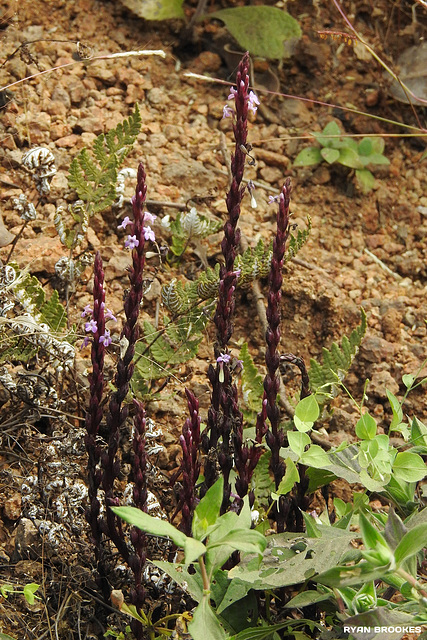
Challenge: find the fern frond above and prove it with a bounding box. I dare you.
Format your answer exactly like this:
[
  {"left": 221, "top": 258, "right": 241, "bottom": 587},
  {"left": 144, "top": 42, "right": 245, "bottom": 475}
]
[
  {"left": 67, "top": 105, "right": 141, "bottom": 215},
  {"left": 284, "top": 216, "right": 312, "bottom": 263},
  {"left": 308, "top": 309, "right": 367, "bottom": 398},
  {"left": 252, "top": 450, "right": 274, "bottom": 509},
  {"left": 239, "top": 342, "right": 264, "bottom": 415}
]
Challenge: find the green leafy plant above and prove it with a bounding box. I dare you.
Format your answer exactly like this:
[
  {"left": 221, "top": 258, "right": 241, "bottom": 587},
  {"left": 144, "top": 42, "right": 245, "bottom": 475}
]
[
  {"left": 165, "top": 208, "right": 222, "bottom": 259},
  {"left": 161, "top": 224, "right": 310, "bottom": 316},
  {"left": 208, "top": 6, "right": 301, "bottom": 61},
  {"left": 294, "top": 121, "right": 390, "bottom": 193},
  {"left": 68, "top": 104, "right": 141, "bottom": 215},
  {"left": 0, "top": 582, "right": 40, "bottom": 605}
]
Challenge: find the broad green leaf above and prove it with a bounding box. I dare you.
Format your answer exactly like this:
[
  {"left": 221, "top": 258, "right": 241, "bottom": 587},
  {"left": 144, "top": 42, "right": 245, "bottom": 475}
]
[
  {"left": 300, "top": 445, "right": 330, "bottom": 469},
  {"left": 365, "top": 153, "right": 390, "bottom": 165},
  {"left": 193, "top": 477, "right": 224, "bottom": 540},
  {"left": 355, "top": 412, "right": 377, "bottom": 440},
  {"left": 315, "top": 562, "right": 391, "bottom": 587},
  {"left": 153, "top": 561, "right": 204, "bottom": 601},
  {"left": 392, "top": 451, "right": 426, "bottom": 482},
  {"left": 386, "top": 389, "right": 403, "bottom": 430},
  {"left": 208, "top": 529, "right": 267, "bottom": 557},
  {"left": 320, "top": 147, "right": 340, "bottom": 164},
  {"left": 209, "top": 7, "right": 301, "bottom": 60},
  {"left": 358, "top": 138, "right": 373, "bottom": 156},
  {"left": 0, "top": 634, "right": 16, "bottom": 640},
  {"left": 306, "top": 467, "right": 337, "bottom": 492},
  {"left": 359, "top": 469, "right": 389, "bottom": 492},
  {"left": 293, "top": 146, "right": 322, "bottom": 167},
  {"left": 302, "top": 511, "right": 322, "bottom": 538},
  {"left": 384, "top": 509, "right": 407, "bottom": 551},
  {"left": 23, "top": 583, "right": 39, "bottom": 605},
  {"left": 314, "top": 120, "right": 342, "bottom": 146},
  {"left": 284, "top": 589, "right": 331, "bottom": 608},
  {"left": 359, "top": 513, "right": 388, "bottom": 551},
  {"left": 120, "top": 0, "right": 184, "bottom": 20},
  {"left": 183, "top": 537, "right": 209, "bottom": 565},
  {"left": 394, "top": 524, "right": 427, "bottom": 567},
  {"left": 402, "top": 374, "right": 415, "bottom": 389},
  {"left": 338, "top": 147, "right": 364, "bottom": 169},
  {"left": 288, "top": 431, "right": 311, "bottom": 458},
  {"left": 370, "top": 137, "right": 385, "bottom": 154},
  {"left": 189, "top": 597, "right": 227, "bottom": 640},
  {"left": 111, "top": 506, "right": 187, "bottom": 548},
  {"left": 411, "top": 416, "right": 427, "bottom": 448},
  {"left": 295, "top": 395, "right": 320, "bottom": 422},
  {"left": 230, "top": 620, "right": 322, "bottom": 640},
  {"left": 271, "top": 458, "right": 300, "bottom": 499},
  {"left": 355, "top": 169, "right": 375, "bottom": 192}
]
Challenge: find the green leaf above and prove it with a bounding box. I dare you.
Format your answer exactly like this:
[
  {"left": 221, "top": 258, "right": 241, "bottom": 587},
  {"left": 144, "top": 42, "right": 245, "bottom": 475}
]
[
  {"left": 411, "top": 416, "right": 427, "bottom": 449},
  {"left": 358, "top": 138, "right": 373, "bottom": 156},
  {"left": 306, "top": 467, "right": 337, "bottom": 492},
  {"left": 0, "top": 633, "right": 17, "bottom": 640},
  {"left": 320, "top": 147, "right": 340, "bottom": 164},
  {"left": 111, "top": 506, "right": 187, "bottom": 548},
  {"left": 239, "top": 342, "right": 264, "bottom": 415},
  {"left": 392, "top": 451, "right": 426, "bottom": 482},
  {"left": 355, "top": 412, "right": 377, "bottom": 440},
  {"left": 284, "top": 589, "right": 331, "bottom": 608},
  {"left": 394, "top": 524, "right": 427, "bottom": 567},
  {"left": 355, "top": 168, "right": 375, "bottom": 192},
  {"left": 288, "top": 431, "right": 311, "bottom": 458},
  {"left": 271, "top": 458, "right": 300, "bottom": 499},
  {"left": 402, "top": 374, "right": 415, "bottom": 389},
  {"left": 209, "top": 7, "right": 301, "bottom": 60},
  {"left": 293, "top": 147, "right": 322, "bottom": 166},
  {"left": 338, "top": 147, "right": 364, "bottom": 169},
  {"left": 295, "top": 395, "right": 320, "bottom": 422},
  {"left": 313, "top": 121, "right": 342, "bottom": 146},
  {"left": 386, "top": 389, "right": 403, "bottom": 431},
  {"left": 189, "top": 597, "right": 227, "bottom": 640},
  {"left": 359, "top": 513, "right": 388, "bottom": 551},
  {"left": 300, "top": 445, "right": 330, "bottom": 469},
  {"left": 208, "top": 528, "right": 267, "bottom": 558},
  {"left": 193, "top": 477, "right": 224, "bottom": 541},
  {"left": 23, "top": 583, "right": 39, "bottom": 605}
]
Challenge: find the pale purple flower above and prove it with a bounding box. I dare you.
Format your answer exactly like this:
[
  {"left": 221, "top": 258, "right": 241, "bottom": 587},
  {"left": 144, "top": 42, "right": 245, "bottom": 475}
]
[
  {"left": 118, "top": 216, "right": 132, "bottom": 230},
  {"left": 82, "top": 335, "right": 92, "bottom": 348},
  {"left": 248, "top": 90, "right": 260, "bottom": 115},
  {"left": 228, "top": 87, "right": 237, "bottom": 100},
  {"left": 125, "top": 235, "right": 139, "bottom": 250},
  {"left": 247, "top": 180, "right": 257, "bottom": 209},
  {"left": 81, "top": 304, "right": 93, "bottom": 318},
  {"left": 143, "top": 226, "right": 155, "bottom": 242},
  {"left": 143, "top": 211, "right": 156, "bottom": 225},
  {"left": 268, "top": 195, "right": 280, "bottom": 204},
  {"left": 99, "top": 329, "right": 112, "bottom": 347},
  {"left": 105, "top": 308, "right": 117, "bottom": 322},
  {"left": 223, "top": 105, "right": 234, "bottom": 119},
  {"left": 85, "top": 319, "right": 98, "bottom": 333},
  {"left": 217, "top": 353, "right": 231, "bottom": 364}
]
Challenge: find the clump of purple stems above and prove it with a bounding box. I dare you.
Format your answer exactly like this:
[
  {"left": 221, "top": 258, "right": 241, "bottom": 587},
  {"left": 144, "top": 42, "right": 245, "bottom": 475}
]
[{"left": 84, "top": 51, "right": 304, "bottom": 629}]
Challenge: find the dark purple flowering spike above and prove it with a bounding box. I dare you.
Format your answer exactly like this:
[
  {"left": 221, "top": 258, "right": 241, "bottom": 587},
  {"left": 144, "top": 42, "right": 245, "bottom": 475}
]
[
  {"left": 84, "top": 251, "right": 106, "bottom": 570},
  {"left": 129, "top": 399, "right": 147, "bottom": 638},
  {"left": 174, "top": 389, "right": 201, "bottom": 536},
  {"left": 264, "top": 179, "right": 292, "bottom": 494}
]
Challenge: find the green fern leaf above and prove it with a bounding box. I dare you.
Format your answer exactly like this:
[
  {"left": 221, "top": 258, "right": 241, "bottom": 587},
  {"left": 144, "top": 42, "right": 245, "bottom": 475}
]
[
  {"left": 239, "top": 342, "right": 264, "bottom": 415},
  {"left": 40, "top": 290, "right": 67, "bottom": 332},
  {"left": 308, "top": 309, "right": 367, "bottom": 398},
  {"left": 252, "top": 450, "right": 274, "bottom": 510},
  {"left": 284, "top": 216, "right": 312, "bottom": 263}
]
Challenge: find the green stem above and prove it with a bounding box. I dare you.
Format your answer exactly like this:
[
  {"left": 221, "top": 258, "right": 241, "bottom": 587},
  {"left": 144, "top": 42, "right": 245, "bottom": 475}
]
[
  {"left": 396, "top": 568, "right": 427, "bottom": 599},
  {"left": 198, "top": 555, "right": 210, "bottom": 593}
]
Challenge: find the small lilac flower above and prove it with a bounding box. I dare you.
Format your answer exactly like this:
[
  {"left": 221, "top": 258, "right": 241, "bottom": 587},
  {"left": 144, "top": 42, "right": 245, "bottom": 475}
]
[
  {"left": 228, "top": 87, "right": 237, "bottom": 100},
  {"left": 105, "top": 308, "right": 117, "bottom": 322},
  {"left": 217, "top": 352, "right": 231, "bottom": 383},
  {"left": 143, "top": 211, "right": 156, "bottom": 225},
  {"left": 99, "top": 329, "right": 112, "bottom": 347},
  {"left": 143, "top": 226, "right": 155, "bottom": 242},
  {"left": 82, "top": 335, "right": 92, "bottom": 348},
  {"left": 85, "top": 318, "right": 98, "bottom": 333},
  {"left": 223, "top": 105, "right": 234, "bottom": 119},
  {"left": 268, "top": 195, "right": 280, "bottom": 204},
  {"left": 125, "top": 235, "right": 139, "bottom": 250},
  {"left": 81, "top": 304, "right": 93, "bottom": 318},
  {"left": 248, "top": 90, "right": 260, "bottom": 115},
  {"left": 247, "top": 180, "right": 257, "bottom": 209},
  {"left": 118, "top": 216, "right": 132, "bottom": 230}
]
